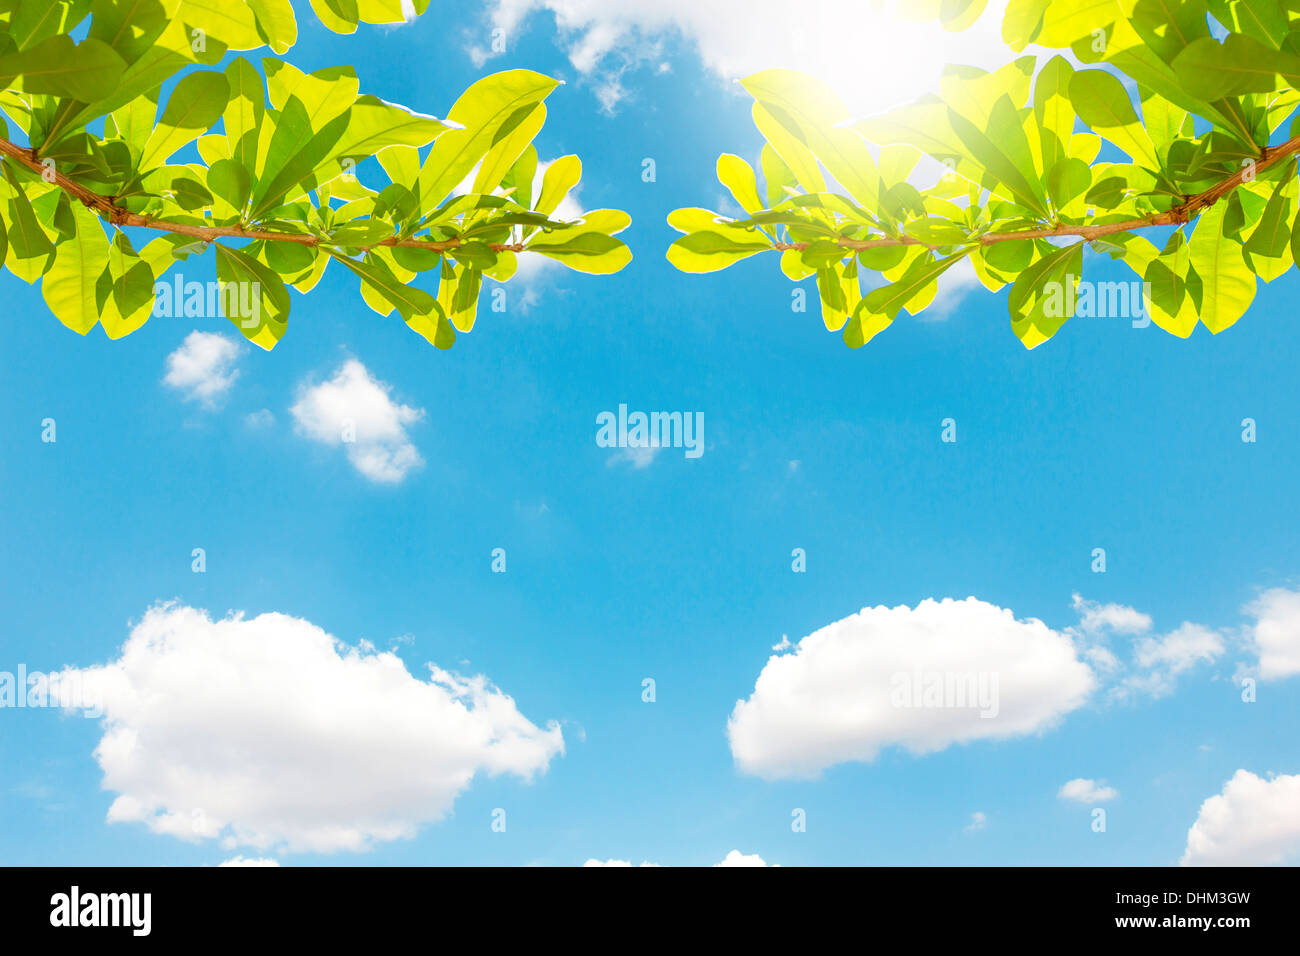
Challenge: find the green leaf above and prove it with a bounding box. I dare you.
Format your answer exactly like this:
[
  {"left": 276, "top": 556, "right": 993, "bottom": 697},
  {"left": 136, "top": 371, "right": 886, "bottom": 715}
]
[
  {"left": 418, "top": 70, "right": 560, "bottom": 208},
  {"left": 947, "top": 105, "right": 1050, "bottom": 214},
  {"left": 179, "top": 0, "right": 265, "bottom": 49},
  {"left": 214, "top": 242, "right": 291, "bottom": 349},
  {"left": 1003, "top": 0, "right": 1052, "bottom": 50},
  {"left": 1142, "top": 231, "right": 1202, "bottom": 338},
  {"left": 529, "top": 231, "right": 632, "bottom": 274},
  {"left": 1069, "top": 68, "right": 1159, "bottom": 168},
  {"left": 436, "top": 259, "right": 482, "bottom": 332},
  {"left": 741, "top": 70, "right": 880, "bottom": 211},
  {"left": 330, "top": 95, "right": 452, "bottom": 172},
  {"left": 247, "top": 0, "right": 298, "bottom": 54},
  {"left": 1047, "top": 157, "right": 1092, "bottom": 209},
  {"left": 326, "top": 249, "right": 435, "bottom": 320},
  {"left": 2, "top": 163, "right": 56, "bottom": 272},
  {"left": 0, "top": 35, "right": 127, "bottom": 102},
  {"left": 534, "top": 155, "right": 580, "bottom": 219},
  {"left": 1188, "top": 202, "right": 1257, "bottom": 333},
  {"left": 666, "top": 228, "right": 771, "bottom": 273},
  {"left": 1034, "top": 55, "right": 1077, "bottom": 177},
  {"left": 1244, "top": 160, "right": 1296, "bottom": 261},
  {"left": 223, "top": 56, "right": 265, "bottom": 170},
  {"left": 206, "top": 158, "right": 252, "bottom": 212},
  {"left": 1008, "top": 241, "right": 1084, "bottom": 348},
  {"left": 88, "top": 0, "right": 173, "bottom": 66},
  {"left": 717, "top": 154, "right": 765, "bottom": 215},
  {"left": 42, "top": 202, "right": 110, "bottom": 335},
  {"left": 139, "top": 70, "right": 231, "bottom": 171},
  {"left": 862, "top": 250, "right": 968, "bottom": 320},
  {"left": 97, "top": 231, "right": 158, "bottom": 340},
  {"left": 1037, "top": 0, "right": 1121, "bottom": 48},
  {"left": 1171, "top": 34, "right": 1299, "bottom": 101},
  {"left": 472, "top": 102, "right": 547, "bottom": 197}
]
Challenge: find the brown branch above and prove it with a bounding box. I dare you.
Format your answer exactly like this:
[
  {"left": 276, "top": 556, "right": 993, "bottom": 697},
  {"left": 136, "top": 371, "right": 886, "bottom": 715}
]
[
  {"left": 771, "top": 134, "right": 1300, "bottom": 253},
  {"left": 0, "top": 137, "right": 525, "bottom": 254}
]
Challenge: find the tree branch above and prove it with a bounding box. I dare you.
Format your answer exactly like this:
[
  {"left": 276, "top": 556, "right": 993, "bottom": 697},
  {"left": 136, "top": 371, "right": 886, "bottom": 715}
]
[
  {"left": 770, "top": 134, "right": 1300, "bottom": 253},
  {"left": 0, "top": 136, "right": 525, "bottom": 254}
]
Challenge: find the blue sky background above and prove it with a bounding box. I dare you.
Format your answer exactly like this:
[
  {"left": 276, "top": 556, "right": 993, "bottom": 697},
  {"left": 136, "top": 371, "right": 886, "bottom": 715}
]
[{"left": 1, "top": 4, "right": 1298, "bottom": 866}]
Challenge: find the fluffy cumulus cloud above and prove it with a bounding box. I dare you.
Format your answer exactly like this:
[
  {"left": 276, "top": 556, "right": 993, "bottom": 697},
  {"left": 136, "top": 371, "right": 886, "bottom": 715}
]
[
  {"left": 727, "top": 597, "right": 1096, "bottom": 779},
  {"left": 291, "top": 359, "right": 425, "bottom": 484},
  {"left": 53, "top": 604, "right": 563, "bottom": 854},
  {"left": 1245, "top": 587, "right": 1300, "bottom": 681},
  {"left": 162, "top": 331, "right": 243, "bottom": 406},
  {"left": 472, "top": 0, "right": 1011, "bottom": 116},
  {"left": 1182, "top": 771, "right": 1300, "bottom": 866},
  {"left": 1058, "top": 778, "right": 1119, "bottom": 804}
]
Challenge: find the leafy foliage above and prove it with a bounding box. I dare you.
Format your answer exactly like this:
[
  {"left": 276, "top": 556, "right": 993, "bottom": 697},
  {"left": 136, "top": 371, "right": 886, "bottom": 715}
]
[
  {"left": 0, "top": 0, "right": 631, "bottom": 349},
  {"left": 667, "top": 0, "right": 1300, "bottom": 349}
]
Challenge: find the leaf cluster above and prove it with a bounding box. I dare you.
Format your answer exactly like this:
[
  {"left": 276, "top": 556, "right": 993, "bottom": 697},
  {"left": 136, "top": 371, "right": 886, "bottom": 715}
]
[
  {"left": 667, "top": 0, "right": 1300, "bottom": 348},
  {"left": 0, "top": 0, "right": 631, "bottom": 349}
]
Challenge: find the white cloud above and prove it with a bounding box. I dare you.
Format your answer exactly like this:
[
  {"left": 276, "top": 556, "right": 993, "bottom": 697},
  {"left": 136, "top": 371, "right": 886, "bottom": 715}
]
[
  {"left": 218, "top": 856, "right": 280, "bottom": 867},
  {"left": 1067, "top": 596, "right": 1224, "bottom": 700},
  {"left": 290, "top": 359, "right": 425, "bottom": 484},
  {"left": 727, "top": 597, "right": 1096, "bottom": 779},
  {"left": 162, "top": 331, "right": 242, "bottom": 407},
  {"left": 474, "top": 1, "right": 1012, "bottom": 117},
  {"left": 1071, "top": 594, "right": 1154, "bottom": 637},
  {"left": 1058, "top": 778, "right": 1119, "bottom": 804},
  {"left": 1133, "top": 623, "right": 1224, "bottom": 674},
  {"left": 1117, "top": 623, "right": 1226, "bottom": 699},
  {"left": 1246, "top": 587, "right": 1300, "bottom": 681},
  {"left": 582, "top": 858, "right": 661, "bottom": 867},
  {"left": 53, "top": 604, "right": 563, "bottom": 854},
  {"left": 714, "top": 850, "right": 772, "bottom": 867},
  {"left": 582, "top": 850, "right": 772, "bottom": 867},
  {"left": 1182, "top": 771, "right": 1300, "bottom": 866},
  {"left": 964, "top": 811, "right": 987, "bottom": 833},
  {"left": 245, "top": 408, "right": 274, "bottom": 428}
]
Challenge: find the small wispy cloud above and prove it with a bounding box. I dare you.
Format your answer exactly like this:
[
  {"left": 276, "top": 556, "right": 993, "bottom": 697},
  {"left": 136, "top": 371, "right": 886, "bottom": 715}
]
[
  {"left": 1058, "top": 779, "right": 1119, "bottom": 804},
  {"left": 607, "top": 444, "right": 661, "bottom": 469}
]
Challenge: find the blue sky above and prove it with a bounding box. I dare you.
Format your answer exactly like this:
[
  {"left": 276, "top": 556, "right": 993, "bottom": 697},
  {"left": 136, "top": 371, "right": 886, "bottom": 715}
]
[{"left": 1, "top": 2, "right": 1299, "bottom": 867}]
